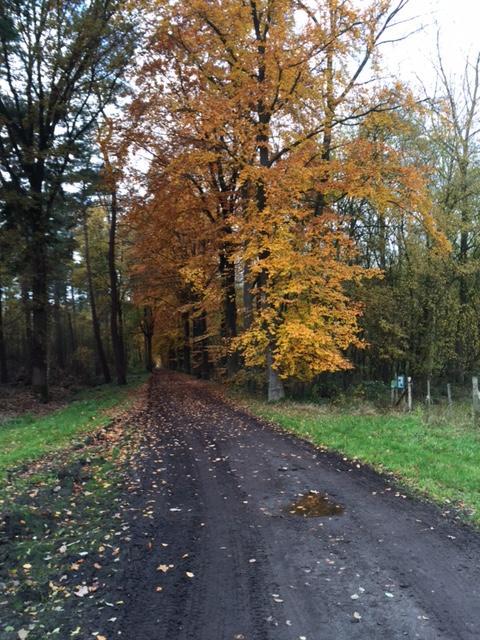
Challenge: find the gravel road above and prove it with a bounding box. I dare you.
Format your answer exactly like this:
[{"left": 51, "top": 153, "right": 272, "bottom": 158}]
[{"left": 97, "top": 371, "right": 480, "bottom": 640}]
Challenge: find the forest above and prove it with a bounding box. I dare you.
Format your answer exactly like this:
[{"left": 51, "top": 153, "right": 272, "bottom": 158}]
[
  {"left": 4, "top": 3, "right": 480, "bottom": 639},
  {"left": 1, "top": 0, "right": 479, "bottom": 403}
]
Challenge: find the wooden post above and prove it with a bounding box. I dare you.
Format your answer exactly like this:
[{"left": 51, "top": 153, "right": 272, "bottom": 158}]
[
  {"left": 472, "top": 377, "right": 480, "bottom": 423},
  {"left": 425, "top": 378, "right": 431, "bottom": 422},
  {"left": 407, "top": 376, "right": 413, "bottom": 412},
  {"left": 426, "top": 378, "right": 432, "bottom": 406},
  {"left": 447, "top": 383, "right": 452, "bottom": 408}
]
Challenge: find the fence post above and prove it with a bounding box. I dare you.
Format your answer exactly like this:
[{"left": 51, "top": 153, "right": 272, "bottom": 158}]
[
  {"left": 447, "top": 383, "right": 452, "bottom": 407},
  {"left": 407, "top": 376, "right": 413, "bottom": 412},
  {"left": 426, "top": 378, "right": 432, "bottom": 405},
  {"left": 472, "top": 377, "right": 480, "bottom": 424},
  {"left": 425, "top": 377, "right": 431, "bottom": 422}
]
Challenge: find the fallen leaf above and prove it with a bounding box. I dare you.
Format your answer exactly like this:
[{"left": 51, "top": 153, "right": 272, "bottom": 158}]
[
  {"left": 74, "top": 585, "right": 89, "bottom": 597},
  {"left": 157, "top": 564, "right": 170, "bottom": 573}
]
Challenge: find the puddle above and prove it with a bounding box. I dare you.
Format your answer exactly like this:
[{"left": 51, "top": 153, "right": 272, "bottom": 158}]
[{"left": 285, "top": 491, "right": 344, "bottom": 517}]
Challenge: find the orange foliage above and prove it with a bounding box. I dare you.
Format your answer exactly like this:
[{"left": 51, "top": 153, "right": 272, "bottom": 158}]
[{"left": 125, "top": 0, "right": 442, "bottom": 383}]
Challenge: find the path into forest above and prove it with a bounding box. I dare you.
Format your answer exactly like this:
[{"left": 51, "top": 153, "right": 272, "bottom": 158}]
[{"left": 100, "top": 371, "right": 480, "bottom": 640}]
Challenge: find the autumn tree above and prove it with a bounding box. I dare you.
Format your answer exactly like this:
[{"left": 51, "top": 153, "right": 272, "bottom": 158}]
[
  {"left": 124, "top": 0, "right": 444, "bottom": 399},
  {"left": 98, "top": 120, "right": 129, "bottom": 385},
  {"left": 127, "top": 165, "right": 220, "bottom": 377}
]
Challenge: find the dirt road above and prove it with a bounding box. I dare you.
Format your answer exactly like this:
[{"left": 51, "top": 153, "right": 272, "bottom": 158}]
[{"left": 94, "top": 371, "right": 480, "bottom": 639}]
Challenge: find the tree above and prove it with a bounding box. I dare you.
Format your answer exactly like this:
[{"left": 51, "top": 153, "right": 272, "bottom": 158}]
[
  {"left": 428, "top": 50, "right": 480, "bottom": 381},
  {"left": 0, "top": 0, "right": 135, "bottom": 400},
  {"left": 127, "top": 0, "right": 440, "bottom": 399},
  {"left": 82, "top": 205, "right": 112, "bottom": 384},
  {"left": 99, "top": 120, "right": 128, "bottom": 385}
]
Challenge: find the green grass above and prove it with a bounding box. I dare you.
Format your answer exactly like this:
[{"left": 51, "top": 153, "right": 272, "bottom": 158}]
[
  {"left": 237, "top": 396, "right": 480, "bottom": 524},
  {"left": 0, "top": 375, "right": 148, "bottom": 639},
  {"left": 0, "top": 374, "right": 147, "bottom": 479}
]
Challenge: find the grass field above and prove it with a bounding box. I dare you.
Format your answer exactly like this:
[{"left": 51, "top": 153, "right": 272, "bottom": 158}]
[
  {"left": 0, "top": 375, "right": 146, "bottom": 479},
  {"left": 236, "top": 396, "right": 480, "bottom": 525}
]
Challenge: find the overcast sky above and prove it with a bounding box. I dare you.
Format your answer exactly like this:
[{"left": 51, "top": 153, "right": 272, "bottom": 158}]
[{"left": 383, "top": 0, "right": 480, "bottom": 89}]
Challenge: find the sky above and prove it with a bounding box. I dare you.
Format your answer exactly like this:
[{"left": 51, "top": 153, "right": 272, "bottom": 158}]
[{"left": 383, "top": 0, "right": 480, "bottom": 89}]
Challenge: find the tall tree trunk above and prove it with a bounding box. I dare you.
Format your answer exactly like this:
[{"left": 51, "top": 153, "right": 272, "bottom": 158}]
[
  {"left": 266, "top": 348, "right": 284, "bottom": 402},
  {"left": 141, "top": 306, "right": 154, "bottom": 372},
  {"left": 53, "top": 283, "right": 65, "bottom": 371},
  {"left": 219, "top": 243, "right": 238, "bottom": 376},
  {"left": 181, "top": 311, "right": 191, "bottom": 374},
  {"left": 144, "top": 330, "right": 153, "bottom": 372},
  {"left": 69, "top": 284, "right": 77, "bottom": 354},
  {"left": 192, "top": 309, "right": 209, "bottom": 379},
  {"left": 30, "top": 205, "right": 49, "bottom": 402},
  {"left": 243, "top": 260, "right": 254, "bottom": 330},
  {"left": 251, "top": 7, "right": 285, "bottom": 402},
  {"left": 83, "top": 211, "right": 111, "bottom": 383},
  {"left": 256, "top": 121, "right": 284, "bottom": 400},
  {"left": 108, "top": 187, "right": 127, "bottom": 385},
  {"left": 0, "top": 282, "right": 8, "bottom": 383},
  {"left": 21, "top": 281, "right": 33, "bottom": 384},
  {"left": 24, "top": 164, "right": 50, "bottom": 401}
]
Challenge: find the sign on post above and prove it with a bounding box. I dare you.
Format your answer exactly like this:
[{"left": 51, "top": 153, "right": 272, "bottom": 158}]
[{"left": 390, "top": 375, "right": 408, "bottom": 409}]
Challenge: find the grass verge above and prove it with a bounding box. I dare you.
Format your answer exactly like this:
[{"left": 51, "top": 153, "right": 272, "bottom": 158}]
[
  {"left": 0, "top": 375, "right": 147, "bottom": 479},
  {"left": 234, "top": 395, "right": 480, "bottom": 525},
  {"left": 0, "top": 375, "right": 148, "bottom": 640}
]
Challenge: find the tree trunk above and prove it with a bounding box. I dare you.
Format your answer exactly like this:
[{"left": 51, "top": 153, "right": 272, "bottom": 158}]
[
  {"left": 141, "top": 306, "right": 154, "bottom": 372},
  {"left": 21, "top": 281, "right": 33, "bottom": 384},
  {"left": 68, "top": 285, "right": 77, "bottom": 354},
  {"left": 252, "top": 12, "right": 285, "bottom": 402},
  {"left": 181, "top": 311, "right": 191, "bottom": 374},
  {"left": 256, "top": 129, "right": 285, "bottom": 401},
  {"left": 0, "top": 282, "right": 8, "bottom": 383},
  {"left": 53, "top": 283, "right": 65, "bottom": 371},
  {"left": 192, "top": 310, "right": 209, "bottom": 379},
  {"left": 267, "top": 348, "right": 285, "bottom": 402},
  {"left": 243, "top": 260, "right": 254, "bottom": 330},
  {"left": 108, "top": 187, "right": 127, "bottom": 385},
  {"left": 144, "top": 331, "right": 153, "bottom": 372},
  {"left": 27, "top": 167, "right": 49, "bottom": 401},
  {"left": 31, "top": 236, "right": 49, "bottom": 401},
  {"left": 219, "top": 243, "right": 238, "bottom": 376},
  {"left": 83, "top": 211, "right": 111, "bottom": 383}
]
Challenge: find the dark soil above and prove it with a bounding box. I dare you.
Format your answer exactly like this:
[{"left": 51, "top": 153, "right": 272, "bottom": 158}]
[
  {"left": 0, "top": 384, "right": 70, "bottom": 424},
  {"left": 56, "top": 369, "right": 480, "bottom": 640}
]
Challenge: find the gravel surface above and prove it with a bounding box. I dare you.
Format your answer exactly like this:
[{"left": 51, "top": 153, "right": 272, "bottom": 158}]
[{"left": 95, "top": 370, "right": 480, "bottom": 640}]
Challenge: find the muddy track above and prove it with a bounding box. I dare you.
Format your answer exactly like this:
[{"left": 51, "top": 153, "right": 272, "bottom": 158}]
[{"left": 91, "top": 370, "right": 480, "bottom": 640}]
